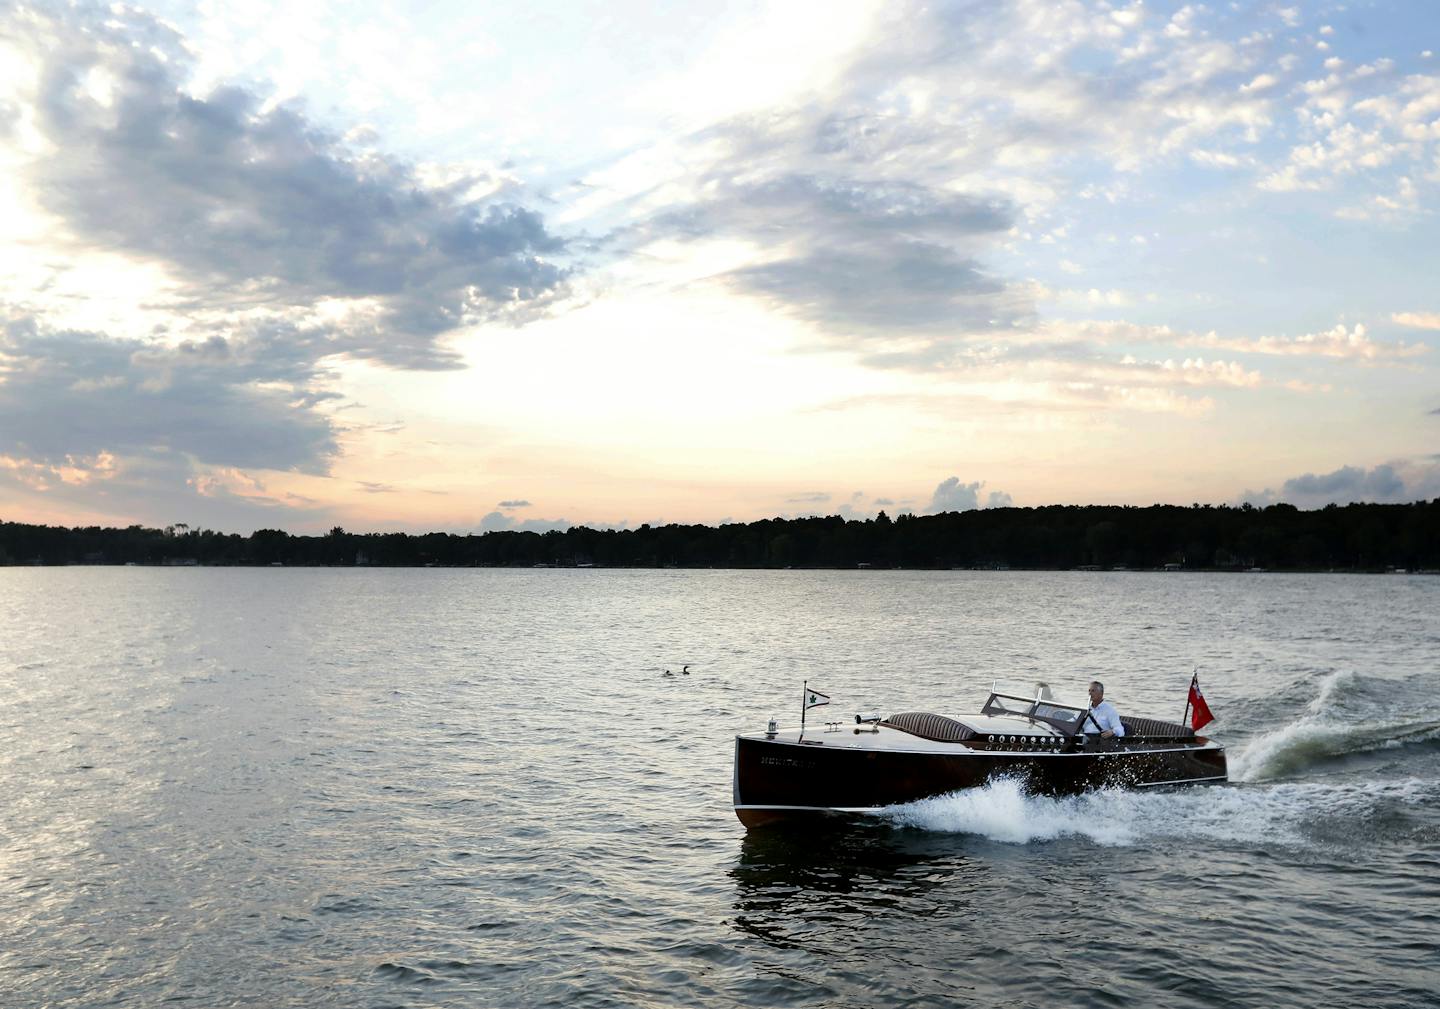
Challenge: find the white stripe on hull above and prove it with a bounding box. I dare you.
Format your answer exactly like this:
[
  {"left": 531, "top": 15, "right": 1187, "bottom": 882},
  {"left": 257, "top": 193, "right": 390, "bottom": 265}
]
[{"left": 1132, "top": 774, "right": 1228, "bottom": 787}]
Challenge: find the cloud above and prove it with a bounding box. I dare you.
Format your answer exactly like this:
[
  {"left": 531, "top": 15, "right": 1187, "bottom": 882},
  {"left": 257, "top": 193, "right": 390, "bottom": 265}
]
[
  {"left": 1183, "top": 323, "right": 1425, "bottom": 361},
  {"left": 1029, "top": 317, "right": 1421, "bottom": 380},
  {"left": 599, "top": 0, "right": 1324, "bottom": 370},
  {"left": 0, "top": 308, "right": 345, "bottom": 528},
  {"left": 664, "top": 173, "right": 1014, "bottom": 244},
  {"left": 0, "top": 311, "right": 338, "bottom": 473},
  {"left": 926, "top": 476, "right": 1013, "bottom": 514},
  {"left": 1392, "top": 311, "right": 1440, "bottom": 330},
  {"left": 1257, "top": 58, "right": 1440, "bottom": 216},
  {"left": 731, "top": 242, "right": 1018, "bottom": 336},
  {"left": 1061, "top": 386, "right": 1215, "bottom": 416},
  {"left": 773, "top": 490, "right": 899, "bottom": 521},
  {"left": 0, "top": 447, "right": 334, "bottom": 533},
  {"left": 8, "top": 6, "right": 568, "bottom": 371},
  {"left": 818, "top": 378, "right": 1219, "bottom": 419},
  {"left": 1240, "top": 73, "right": 1280, "bottom": 94},
  {"left": 832, "top": 490, "right": 883, "bottom": 521},
  {"left": 497, "top": 499, "right": 532, "bottom": 508},
  {"left": 1117, "top": 356, "right": 1263, "bottom": 388},
  {"left": 0, "top": 6, "right": 577, "bottom": 530},
  {"left": 477, "top": 510, "right": 571, "bottom": 533},
  {"left": 1240, "top": 461, "right": 1440, "bottom": 507},
  {"left": 1286, "top": 465, "right": 1405, "bottom": 499},
  {"left": 641, "top": 162, "right": 1025, "bottom": 344},
  {"left": 798, "top": 313, "right": 1273, "bottom": 393}
]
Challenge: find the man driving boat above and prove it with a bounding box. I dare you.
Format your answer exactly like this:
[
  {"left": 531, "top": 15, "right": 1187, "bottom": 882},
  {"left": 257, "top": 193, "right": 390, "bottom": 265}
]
[{"left": 1086, "top": 681, "right": 1125, "bottom": 738}]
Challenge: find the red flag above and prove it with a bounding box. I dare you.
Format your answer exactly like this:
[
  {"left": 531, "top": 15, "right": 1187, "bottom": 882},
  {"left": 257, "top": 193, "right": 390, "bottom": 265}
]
[{"left": 1188, "top": 674, "right": 1215, "bottom": 731}]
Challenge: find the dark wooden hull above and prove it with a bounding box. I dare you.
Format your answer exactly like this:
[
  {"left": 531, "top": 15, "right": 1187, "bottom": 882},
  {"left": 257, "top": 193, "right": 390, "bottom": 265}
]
[{"left": 733, "top": 734, "right": 1227, "bottom": 828}]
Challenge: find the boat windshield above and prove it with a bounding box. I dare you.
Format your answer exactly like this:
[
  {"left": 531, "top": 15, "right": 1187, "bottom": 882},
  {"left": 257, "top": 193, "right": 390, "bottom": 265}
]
[
  {"left": 983, "top": 680, "right": 1089, "bottom": 731},
  {"left": 989, "top": 679, "right": 1090, "bottom": 709}
]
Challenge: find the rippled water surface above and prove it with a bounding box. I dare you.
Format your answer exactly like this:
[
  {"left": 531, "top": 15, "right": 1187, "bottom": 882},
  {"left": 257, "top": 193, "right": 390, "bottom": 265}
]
[{"left": 2, "top": 569, "right": 1438, "bottom": 1007}]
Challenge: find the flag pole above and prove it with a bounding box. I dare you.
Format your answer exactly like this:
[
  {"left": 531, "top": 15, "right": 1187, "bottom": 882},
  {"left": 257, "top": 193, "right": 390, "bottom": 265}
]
[
  {"left": 800, "top": 679, "right": 808, "bottom": 740},
  {"left": 1182, "top": 668, "right": 1196, "bottom": 727}
]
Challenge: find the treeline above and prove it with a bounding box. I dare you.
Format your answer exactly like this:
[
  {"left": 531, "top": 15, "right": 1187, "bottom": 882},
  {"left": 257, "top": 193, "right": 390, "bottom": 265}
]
[{"left": 3, "top": 500, "right": 1438, "bottom": 571}]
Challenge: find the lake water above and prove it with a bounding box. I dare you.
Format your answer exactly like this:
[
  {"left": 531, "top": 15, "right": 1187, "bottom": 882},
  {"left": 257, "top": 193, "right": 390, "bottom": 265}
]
[{"left": 2, "top": 568, "right": 1437, "bottom": 1008}]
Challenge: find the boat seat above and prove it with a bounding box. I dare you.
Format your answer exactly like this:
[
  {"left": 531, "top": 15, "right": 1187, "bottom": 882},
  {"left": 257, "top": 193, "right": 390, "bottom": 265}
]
[
  {"left": 1120, "top": 716, "right": 1196, "bottom": 739},
  {"left": 883, "top": 711, "right": 977, "bottom": 742}
]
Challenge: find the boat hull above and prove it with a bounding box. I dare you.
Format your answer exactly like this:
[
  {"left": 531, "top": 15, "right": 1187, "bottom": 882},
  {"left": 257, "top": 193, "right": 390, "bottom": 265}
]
[{"left": 733, "top": 733, "right": 1227, "bottom": 828}]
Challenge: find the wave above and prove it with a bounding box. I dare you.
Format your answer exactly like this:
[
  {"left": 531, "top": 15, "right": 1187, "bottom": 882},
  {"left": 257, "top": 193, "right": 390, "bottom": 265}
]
[
  {"left": 1232, "top": 669, "right": 1440, "bottom": 781},
  {"left": 1231, "top": 718, "right": 1440, "bottom": 781},
  {"left": 877, "top": 775, "right": 1438, "bottom": 848},
  {"left": 1303, "top": 668, "right": 1355, "bottom": 715}
]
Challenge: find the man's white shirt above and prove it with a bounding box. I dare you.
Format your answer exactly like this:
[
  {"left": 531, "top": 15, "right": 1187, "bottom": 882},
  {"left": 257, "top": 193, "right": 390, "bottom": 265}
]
[{"left": 1087, "top": 700, "right": 1125, "bottom": 736}]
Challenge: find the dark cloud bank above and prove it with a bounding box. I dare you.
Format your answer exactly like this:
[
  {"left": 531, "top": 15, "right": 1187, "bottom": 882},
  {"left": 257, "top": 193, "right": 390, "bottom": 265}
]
[
  {"left": 0, "top": 6, "right": 568, "bottom": 525},
  {"left": 1243, "top": 463, "right": 1440, "bottom": 508},
  {"left": 27, "top": 7, "right": 567, "bottom": 368},
  {"left": 642, "top": 156, "right": 1027, "bottom": 365},
  {"left": 661, "top": 171, "right": 1021, "bottom": 344},
  {"left": 1, "top": 314, "right": 336, "bottom": 472}
]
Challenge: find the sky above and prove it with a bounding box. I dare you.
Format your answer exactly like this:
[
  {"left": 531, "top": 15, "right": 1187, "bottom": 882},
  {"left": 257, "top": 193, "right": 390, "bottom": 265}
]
[{"left": 1, "top": 0, "right": 1438, "bottom": 534}]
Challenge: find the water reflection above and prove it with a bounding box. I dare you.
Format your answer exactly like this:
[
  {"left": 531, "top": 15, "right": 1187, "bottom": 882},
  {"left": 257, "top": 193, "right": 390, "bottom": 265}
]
[
  {"left": 726, "top": 823, "right": 1100, "bottom": 1007},
  {"left": 729, "top": 823, "right": 991, "bottom": 949},
  {"left": 734, "top": 821, "right": 986, "bottom": 891}
]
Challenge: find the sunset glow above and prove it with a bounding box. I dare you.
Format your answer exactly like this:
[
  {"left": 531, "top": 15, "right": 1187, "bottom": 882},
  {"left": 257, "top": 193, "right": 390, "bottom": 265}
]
[{"left": 2, "top": 1, "right": 1437, "bottom": 533}]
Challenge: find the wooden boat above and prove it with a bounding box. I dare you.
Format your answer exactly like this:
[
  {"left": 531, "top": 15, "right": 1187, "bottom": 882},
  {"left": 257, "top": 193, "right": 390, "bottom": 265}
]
[{"left": 733, "top": 681, "right": 1226, "bottom": 828}]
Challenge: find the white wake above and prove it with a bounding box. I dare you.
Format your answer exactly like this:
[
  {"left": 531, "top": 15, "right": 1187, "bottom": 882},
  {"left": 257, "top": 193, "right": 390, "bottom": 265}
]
[
  {"left": 1231, "top": 669, "right": 1440, "bottom": 781},
  {"left": 877, "top": 775, "right": 1436, "bottom": 847}
]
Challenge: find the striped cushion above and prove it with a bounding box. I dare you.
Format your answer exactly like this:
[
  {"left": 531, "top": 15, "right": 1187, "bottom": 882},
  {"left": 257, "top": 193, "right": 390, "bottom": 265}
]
[
  {"left": 1120, "top": 716, "right": 1196, "bottom": 739},
  {"left": 883, "top": 711, "right": 976, "bottom": 742}
]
